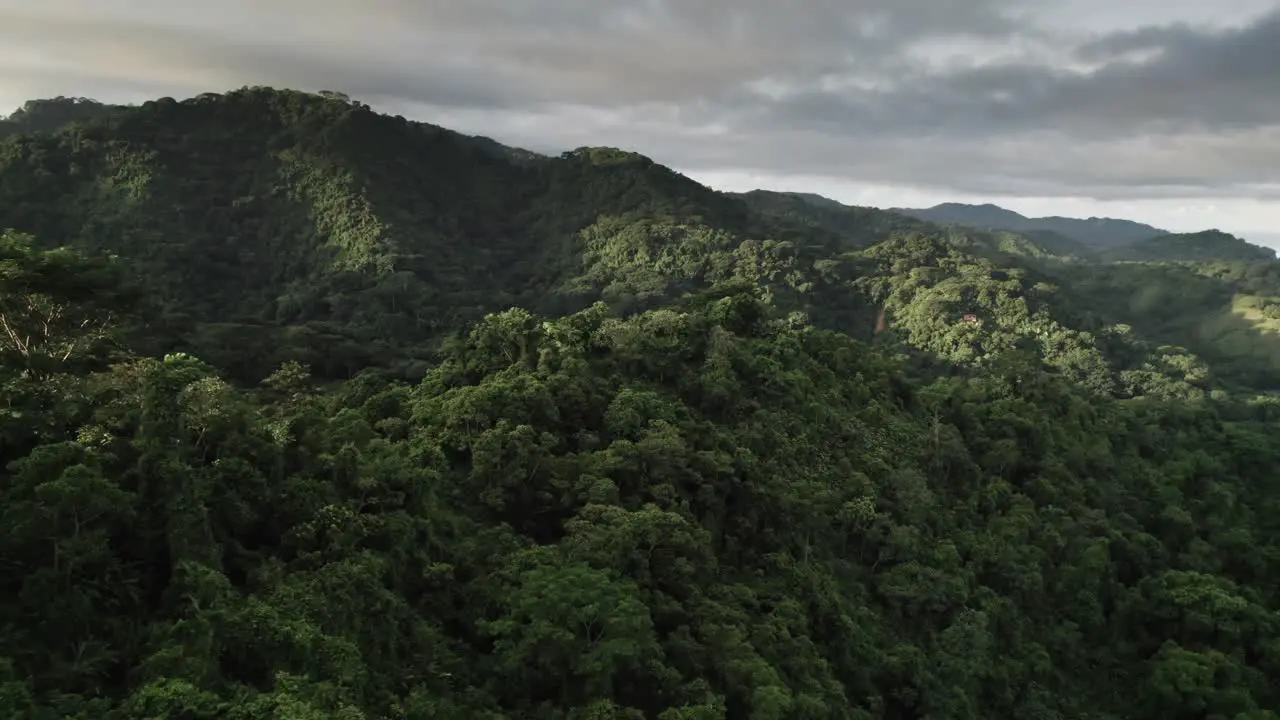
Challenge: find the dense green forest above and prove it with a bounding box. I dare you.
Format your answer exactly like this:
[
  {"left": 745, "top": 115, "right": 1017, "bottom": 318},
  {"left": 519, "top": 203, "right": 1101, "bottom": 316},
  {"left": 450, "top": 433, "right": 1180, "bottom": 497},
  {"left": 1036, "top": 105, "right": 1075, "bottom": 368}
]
[{"left": 2, "top": 87, "right": 1280, "bottom": 719}]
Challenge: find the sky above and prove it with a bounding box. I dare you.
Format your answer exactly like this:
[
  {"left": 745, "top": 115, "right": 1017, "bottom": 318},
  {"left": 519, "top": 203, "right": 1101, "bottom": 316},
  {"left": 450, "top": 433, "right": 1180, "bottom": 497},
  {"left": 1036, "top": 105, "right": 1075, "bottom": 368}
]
[{"left": 1, "top": 0, "right": 1279, "bottom": 246}]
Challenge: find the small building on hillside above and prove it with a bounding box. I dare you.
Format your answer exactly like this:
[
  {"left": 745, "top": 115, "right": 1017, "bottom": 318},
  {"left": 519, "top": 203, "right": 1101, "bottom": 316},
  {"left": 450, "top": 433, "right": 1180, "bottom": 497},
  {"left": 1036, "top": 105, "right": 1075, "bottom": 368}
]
[{"left": 961, "top": 313, "right": 980, "bottom": 325}]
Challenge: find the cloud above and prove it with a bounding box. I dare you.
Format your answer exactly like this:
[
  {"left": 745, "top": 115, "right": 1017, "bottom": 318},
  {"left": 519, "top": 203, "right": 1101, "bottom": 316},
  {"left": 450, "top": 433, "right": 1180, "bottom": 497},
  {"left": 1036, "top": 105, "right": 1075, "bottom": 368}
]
[
  {"left": 0, "top": 6, "right": 539, "bottom": 111},
  {"left": 0, "top": 0, "right": 1279, "bottom": 202},
  {"left": 0, "top": 0, "right": 1025, "bottom": 106}
]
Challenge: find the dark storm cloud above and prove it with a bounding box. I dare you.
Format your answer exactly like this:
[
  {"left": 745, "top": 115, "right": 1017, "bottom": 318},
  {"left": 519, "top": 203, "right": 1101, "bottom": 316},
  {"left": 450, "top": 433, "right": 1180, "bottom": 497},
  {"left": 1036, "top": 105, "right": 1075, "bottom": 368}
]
[
  {"left": 0, "top": 0, "right": 1028, "bottom": 106},
  {"left": 1, "top": 0, "right": 1279, "bottom": 199},
  {"left": 750, "top": 9, "right": 1280, "bottom": 139}
]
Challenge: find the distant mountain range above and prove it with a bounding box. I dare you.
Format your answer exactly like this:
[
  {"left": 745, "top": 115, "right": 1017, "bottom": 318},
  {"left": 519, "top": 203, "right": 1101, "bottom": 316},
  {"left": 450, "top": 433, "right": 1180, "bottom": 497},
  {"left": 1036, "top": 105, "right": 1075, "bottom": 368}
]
[
  {"left": 877, "top": 200, "right": 1273, "bottom": 261},
  {"left": 750, "top": 194, "right": 1275, "bottom": 262},
  {"left": 890, "top": 202, "right": 1167, "bottom": 249},
  {"left": 3, "top": 96, "right": 1272, "bottom": 265},
  {"left": 1101, "top": 230, "right": 1275, "bottom": 262}
]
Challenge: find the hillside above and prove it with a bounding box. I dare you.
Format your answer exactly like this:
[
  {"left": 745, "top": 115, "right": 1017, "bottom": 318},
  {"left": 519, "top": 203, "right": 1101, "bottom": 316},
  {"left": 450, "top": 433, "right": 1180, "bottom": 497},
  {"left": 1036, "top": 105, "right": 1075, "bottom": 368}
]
[
  {"left": 893, "top": 201, "right": 1166, "bottom": 248},
  {"left": 1101, "top": 229, "right": 1276, "bottom": 262},
  {"left": 0, "top": 89, "right": 868, "bottom": 380},
  {"left": 892, "top": 202, "right": 1031, "bottom": 231},
  {"left": 0, "top": 89, "right": 547, "bottom": 378},
  {"left": 1017, "top": 228, "right": 1095, "bottom": 258},
  {"left": 729, "top": 190, "right": 933, "bottom": 249},
  {"left": 0, "top": 97, "right": 126, "bottom": 141},
  {"left": 2, "top": 87, "right": 1280, "bottom": 719},
  {"left": 736, "top": 191, "right": 1094, "bottom": 260}
]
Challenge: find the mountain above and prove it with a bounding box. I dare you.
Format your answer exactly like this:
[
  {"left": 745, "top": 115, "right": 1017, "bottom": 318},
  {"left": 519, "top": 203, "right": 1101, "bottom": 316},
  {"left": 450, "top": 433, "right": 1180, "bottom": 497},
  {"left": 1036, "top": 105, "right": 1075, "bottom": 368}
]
[
  {"left": 0, "top": 89, "right": 869, "bottom": 380},
  {"left": 893, "top": 201, "right": 1167, "bottom": 248},
  {"left": 738, "top": 191, "right": 1097, "bottom": 260},
  {"left": 0, "top": 89, "right": 551, "bottom": 378},
  {"left": 1101, "top": 229, "right": 1277, "bottom": 262},
  {"left": 729, "top": 189, "right": 934, "bottom": 248},
  {"left": 0, "top": 87, "right": 1272, "bottom": 395},
  {"left": 892, "top": 201, "right": 1032, "bottom": 230},
  {"left": 0, "top": 96, "right": 126, "bottom": 140},
  {"left": 2, "top": 87, "right": 1280, "bottom": 719},
  {"left": 774, "top": 190, "right": 851, "bottom": 210}
]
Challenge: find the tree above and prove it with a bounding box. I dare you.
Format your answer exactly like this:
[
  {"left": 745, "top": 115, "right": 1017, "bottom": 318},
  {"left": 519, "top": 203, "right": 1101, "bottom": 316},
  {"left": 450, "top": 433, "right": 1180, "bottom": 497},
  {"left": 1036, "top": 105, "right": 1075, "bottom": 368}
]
[{"left": 0, "top": 231, "right": 136, "bottom": 378}]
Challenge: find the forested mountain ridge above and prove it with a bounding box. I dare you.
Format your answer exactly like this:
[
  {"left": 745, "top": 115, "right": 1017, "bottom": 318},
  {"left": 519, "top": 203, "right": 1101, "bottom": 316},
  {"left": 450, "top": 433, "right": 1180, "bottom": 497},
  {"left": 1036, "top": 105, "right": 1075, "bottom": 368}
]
[
  {"left": 2, "top": 87, "right": 1278, "bottom": 396},
  {"left": 891, "top": 201, "right": 1168, "bottom": 249},
  {"left": 0, "top": 89, "right": 936, "bottom": 381},
  {"left": 728, "top": 190, "right": 934, "bottom": 249},
  {"left": 3, "top": 87, "right": 1280, "bottom": 719},
  {"left": 820, "top": 196, "right": 1272, "bottom": 264},
  {"left": 1101, "top": 229, "right": 1276, "bottom": 263},
  {"left": 2, "top": 87, "right": 1277, "bottom": 402},
  {"left": 737, "top": 191, "right": 1096, "bottom": 260},
  {"left": 0, "top": 97, "right": 126, "bottom": 140},
  {"left": 0, "top": 89, "right": 836, "bottom": 378}
]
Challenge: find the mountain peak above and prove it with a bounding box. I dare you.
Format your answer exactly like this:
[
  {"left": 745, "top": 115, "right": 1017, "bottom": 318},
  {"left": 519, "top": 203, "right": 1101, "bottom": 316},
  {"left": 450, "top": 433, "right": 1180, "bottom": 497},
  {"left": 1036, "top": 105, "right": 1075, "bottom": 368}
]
[{"left": 893, "top": 202, "right": 1166, "bottom": 248}]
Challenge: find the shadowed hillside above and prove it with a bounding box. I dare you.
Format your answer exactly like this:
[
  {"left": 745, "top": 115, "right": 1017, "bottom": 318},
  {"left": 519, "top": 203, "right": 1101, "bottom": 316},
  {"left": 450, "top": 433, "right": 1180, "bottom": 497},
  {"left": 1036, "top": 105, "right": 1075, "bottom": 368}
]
[{"left": 0, "top": 89, "right": 878, "bottom": 379}]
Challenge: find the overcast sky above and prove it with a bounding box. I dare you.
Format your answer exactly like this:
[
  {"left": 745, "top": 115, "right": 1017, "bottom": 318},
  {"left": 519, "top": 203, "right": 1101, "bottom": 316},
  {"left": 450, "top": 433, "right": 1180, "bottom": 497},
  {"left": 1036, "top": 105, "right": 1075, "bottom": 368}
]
[{"left": 2, "top": 1, "right": 1279, "bottom": 245}]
